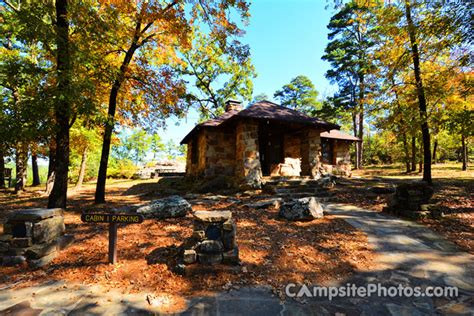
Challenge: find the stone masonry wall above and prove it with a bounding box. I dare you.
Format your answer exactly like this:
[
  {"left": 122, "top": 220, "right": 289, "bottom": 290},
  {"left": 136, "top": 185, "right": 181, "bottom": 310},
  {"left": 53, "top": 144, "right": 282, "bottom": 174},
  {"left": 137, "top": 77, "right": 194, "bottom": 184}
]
[
  {"left": 197, "top": 131, "right": 207, "bottom": 173},
  {"left": 321, "top": 140, "right": 352, "bottom": 176},
  {"left": 185, "top": 141, "right": 193, "bottom": 175},
  {"left": 300, "top": 128, "right": 322, "bottom": 178},
  {"left": 235, "top": 120, "right": 262, "bottom": 188},
  {"left": 334, "top": 141, "right": 351, "bottom": 165},
  {"left": 204, "top": 128, "right": 236, "bottom": 177},
  {"left": 186, "top": 131, "right": 208, "bottom": 176},
  {"left": 283, "top": 133, "right": 301, "bottom": 158}
]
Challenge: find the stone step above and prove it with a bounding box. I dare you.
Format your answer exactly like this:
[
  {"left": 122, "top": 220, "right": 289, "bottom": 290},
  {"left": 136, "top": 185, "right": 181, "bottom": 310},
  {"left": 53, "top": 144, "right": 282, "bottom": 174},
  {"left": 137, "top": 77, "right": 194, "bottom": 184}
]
[
  {"left": 263, "top": 179, "right": 322, "bottom": 187},
  {"left": 278, "top": 196, "right": 335, "bottom": 203},
  {"left": 276, "top": 192, "right": 334, "bottom": 199},
  {"left": 263, "top": 184, "right": 330, "bottom": 193},
  {"left": 273, "top": 187, "right": 330, "bottom": 194}
]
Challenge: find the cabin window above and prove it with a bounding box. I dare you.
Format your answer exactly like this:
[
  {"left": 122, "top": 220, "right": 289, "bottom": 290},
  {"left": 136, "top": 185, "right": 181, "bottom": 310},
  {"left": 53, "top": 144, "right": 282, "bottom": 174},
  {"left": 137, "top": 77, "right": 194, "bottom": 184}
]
[
  {"left": 191, "top": 138, "right": 198, "bottom": 164},
  {"left": 321, "top": 138, "right": 334, "bottom": 164}
]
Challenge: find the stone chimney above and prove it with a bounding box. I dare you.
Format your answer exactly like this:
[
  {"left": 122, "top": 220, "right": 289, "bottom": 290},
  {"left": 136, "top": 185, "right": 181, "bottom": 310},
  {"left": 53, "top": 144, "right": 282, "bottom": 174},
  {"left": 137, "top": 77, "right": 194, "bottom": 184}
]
[{"left": 225, "top": 99, "right": 243, "bottom": 112}]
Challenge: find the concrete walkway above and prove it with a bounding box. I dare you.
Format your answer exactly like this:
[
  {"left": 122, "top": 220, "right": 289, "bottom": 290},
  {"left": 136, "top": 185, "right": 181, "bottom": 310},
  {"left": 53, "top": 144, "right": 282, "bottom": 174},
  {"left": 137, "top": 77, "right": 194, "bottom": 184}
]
[
  {"left": 1, "top": 203, "right": 473, "bottom": 315},
  {"left": 325, "top": 203, "right": 474, "bottom": 292}
]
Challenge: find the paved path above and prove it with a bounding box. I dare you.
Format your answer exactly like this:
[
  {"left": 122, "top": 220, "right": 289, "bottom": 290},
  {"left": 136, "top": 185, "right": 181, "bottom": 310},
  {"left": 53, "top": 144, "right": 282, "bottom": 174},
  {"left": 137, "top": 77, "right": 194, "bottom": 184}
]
[
  {"left": 1, "top": 203, "right": 473, "bottom": 315},
  {"left": 325, "top": 203, "right": 474, "bottom": 292}
]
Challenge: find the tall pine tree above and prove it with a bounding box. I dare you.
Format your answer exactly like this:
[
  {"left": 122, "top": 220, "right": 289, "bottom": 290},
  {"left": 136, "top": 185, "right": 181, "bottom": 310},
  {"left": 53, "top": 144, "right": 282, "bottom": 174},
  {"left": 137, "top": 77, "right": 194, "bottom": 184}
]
[{"left": 322, "top": 2, "right": 376, "bottom": 169}]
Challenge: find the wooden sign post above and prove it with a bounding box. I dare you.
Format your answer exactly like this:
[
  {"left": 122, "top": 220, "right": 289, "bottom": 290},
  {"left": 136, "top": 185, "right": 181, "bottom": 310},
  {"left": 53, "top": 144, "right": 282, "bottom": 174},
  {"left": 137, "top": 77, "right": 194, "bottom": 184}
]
[{"left": 81, "top": 213, "right": 144, "bottom": 264}]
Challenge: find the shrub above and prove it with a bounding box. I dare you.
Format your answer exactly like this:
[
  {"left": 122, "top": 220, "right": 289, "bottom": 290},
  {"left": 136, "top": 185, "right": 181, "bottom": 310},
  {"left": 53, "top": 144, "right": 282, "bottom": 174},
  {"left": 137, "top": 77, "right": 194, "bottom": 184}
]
[{"left": 107, "top": 158, "right": 138, "bottom": 179}]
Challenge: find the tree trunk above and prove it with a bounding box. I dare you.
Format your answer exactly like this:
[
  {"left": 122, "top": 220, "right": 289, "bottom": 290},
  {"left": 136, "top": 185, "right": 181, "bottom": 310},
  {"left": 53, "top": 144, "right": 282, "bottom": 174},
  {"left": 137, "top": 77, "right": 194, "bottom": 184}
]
[
  {"left": 75, "top": 146, "right": 88, "bottom": 189},
  {"left": 405, "top": 0, "right": 432, "bottom": 184},
  {"left": 0, "top": 148, "right": 5, "bottom": 189},
  {"left": 367, "top": 126, "right": 371, "bottom": 163},
  {"left": 411, "top": 136, "right": 416, "bottom": 172},
  {"left": 32, "top": 153, "right": 40, "bottom": 186},
  {"left": 402, "top": 133, "right": 410, "bottom": 173},
  {"left": 48, "top": 0, "right": 71, "bottom": 209},
  {"left": 95, "top": 29, "right": 141, "bottom": 203},
  {"left": 357, "top": 75, "right": 364, "bottom": 168},
  {"left": 45, "top": 171, "right": 55, "bottom": 196},
  {"left": 461, "top": 134, "right": 467, "bottom": 171},
  {"left": 352, "top": 113, "right": 360, "bottom": 169},
  {"left": 46, "top": 140, "right": 56, "bottom": 191},
  {"left": 15, "top": 143, "right": 28, "bottom": 193},
  {"left": 432, "top": 140, "right": 438, "bottom": 164},
  {"left": 47, "top": 140, "right": 56, "bottom": 177},
  {"left": 418, "top": 140, "right": 423, "bottom": 173}
]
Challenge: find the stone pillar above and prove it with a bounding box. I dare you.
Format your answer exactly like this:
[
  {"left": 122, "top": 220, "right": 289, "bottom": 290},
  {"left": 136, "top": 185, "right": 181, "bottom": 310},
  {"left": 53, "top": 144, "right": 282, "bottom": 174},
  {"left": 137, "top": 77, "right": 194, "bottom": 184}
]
[
  {"left": 300, "top": 129, "right": 322, "bottom": 178},
  {"left": 1, "top": 208, "right": 73, "bottom": 268},
  {"left": 235, "top": 120, "right": 262, "bottom": 188}
]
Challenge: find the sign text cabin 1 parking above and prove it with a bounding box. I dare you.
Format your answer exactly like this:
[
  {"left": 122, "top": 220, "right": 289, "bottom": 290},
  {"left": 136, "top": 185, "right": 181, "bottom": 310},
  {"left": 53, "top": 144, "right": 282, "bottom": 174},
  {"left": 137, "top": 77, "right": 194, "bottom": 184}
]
[
  {"left": 81, "top": 213, "right": 144, "bottom": 224},
  {"left": 81, "top": 213, "right": 144, "bottom": 264}
]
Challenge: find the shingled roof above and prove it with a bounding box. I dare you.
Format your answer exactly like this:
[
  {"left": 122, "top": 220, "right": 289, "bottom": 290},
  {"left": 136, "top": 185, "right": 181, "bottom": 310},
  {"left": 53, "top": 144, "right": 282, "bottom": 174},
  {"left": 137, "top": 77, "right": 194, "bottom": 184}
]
[
  {"left": 180, "top": 100, "right": 340, "bottom": 144},
  {"left": 321, "top": 129, "right": 361, "bottom": 142}
]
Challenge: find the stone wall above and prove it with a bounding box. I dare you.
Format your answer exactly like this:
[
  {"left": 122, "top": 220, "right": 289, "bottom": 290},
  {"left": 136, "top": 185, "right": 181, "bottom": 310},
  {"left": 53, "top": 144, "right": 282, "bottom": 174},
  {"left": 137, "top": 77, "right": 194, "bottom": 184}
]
[
  {"left": 185, "top": 124, "right": 354, "bottom": 181},
  {"left": 204, "top": 128, "right": 236, "bottom": 177},
  {"left": 185, "top": 141, "right": 193, "bottom": 174},
  {"left": 300, "top": 128, "right": 322, "bottom": 178},
  {"left": 235, "top": 120, "right": 262, "bottom": 188},
  {"left": 321, "top": 140, "right": 352, "bottom": 176},
  {"left": 284, "top": 133, "right": 301, "bottom": 158},
  {"left": 186, "top": 130, "right": 209, "bottom": 176},
  {"left": 1, "top": 208, "right": 73, "bottom": 268},
  {"left": 334, "top": 141, "right": 351, "bottom": 165},
  {"left": 197, "top": 131, "right": 207, "bottom": 173},
  {"left": 384, "top": 182, "right": 434, "bottom": 219}
]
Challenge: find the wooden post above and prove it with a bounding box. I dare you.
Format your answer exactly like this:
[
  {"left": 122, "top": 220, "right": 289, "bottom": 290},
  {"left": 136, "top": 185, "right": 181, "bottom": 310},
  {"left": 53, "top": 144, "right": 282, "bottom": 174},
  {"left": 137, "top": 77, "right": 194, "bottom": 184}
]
[
  {"left": 108, "top": 223, "right": 118, "bottom": 264},
  {"left": 81, "top": 213, "right": 143, "bottom": 264}
]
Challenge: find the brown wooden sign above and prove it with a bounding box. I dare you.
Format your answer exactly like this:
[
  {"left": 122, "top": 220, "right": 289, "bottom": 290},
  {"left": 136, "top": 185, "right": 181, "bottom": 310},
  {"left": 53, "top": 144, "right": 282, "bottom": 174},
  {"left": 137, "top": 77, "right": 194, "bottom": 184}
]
[
  {"left": 81, "top": 212, "right": 144, "bottom": 264},
  {"left": 81, "top": 213, "right": 144, "bottom": 224}
]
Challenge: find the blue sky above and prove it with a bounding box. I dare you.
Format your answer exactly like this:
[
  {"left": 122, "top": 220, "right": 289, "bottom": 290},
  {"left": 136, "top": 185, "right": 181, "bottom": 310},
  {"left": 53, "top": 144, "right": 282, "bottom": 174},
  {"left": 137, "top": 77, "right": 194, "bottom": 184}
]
[{"left": 160, "top": 0, "right": 336, "bottom": 145}]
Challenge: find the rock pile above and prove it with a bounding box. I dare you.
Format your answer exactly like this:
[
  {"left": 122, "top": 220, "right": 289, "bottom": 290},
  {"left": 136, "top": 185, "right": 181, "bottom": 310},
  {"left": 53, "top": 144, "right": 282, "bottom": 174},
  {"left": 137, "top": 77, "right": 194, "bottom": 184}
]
[
  {"left": 279, "top": 197, "right": 324, "bottom": 221},
  {"left": 137, "top": 196, "right": 192, "bottom": 219},
  {"left": 383, "top": 181, "right": 435, "bottom": 219},
  {"left": 0, "top": 208, "right": 73, "bottom": 267},
  {"left": 181, "top": 211, "right": 239, "bottom": 267}
]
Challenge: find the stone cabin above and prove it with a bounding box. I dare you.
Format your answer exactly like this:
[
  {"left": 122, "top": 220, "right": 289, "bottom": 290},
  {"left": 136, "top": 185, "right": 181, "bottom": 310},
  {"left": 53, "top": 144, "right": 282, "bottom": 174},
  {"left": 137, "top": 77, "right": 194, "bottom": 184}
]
[{"left": 180, "top": 100, "right": 361, "bottom": 188}]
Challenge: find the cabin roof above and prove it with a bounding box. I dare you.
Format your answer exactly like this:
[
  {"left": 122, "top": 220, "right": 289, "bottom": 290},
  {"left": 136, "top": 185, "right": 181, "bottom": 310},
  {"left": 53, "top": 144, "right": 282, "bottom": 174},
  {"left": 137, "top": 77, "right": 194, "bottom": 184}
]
[
  {"left": 321, "top": 129, "right": 361, "bottom": 142},
  {"left": 180, "top": 100, "right": 341, "bottom": 144}
]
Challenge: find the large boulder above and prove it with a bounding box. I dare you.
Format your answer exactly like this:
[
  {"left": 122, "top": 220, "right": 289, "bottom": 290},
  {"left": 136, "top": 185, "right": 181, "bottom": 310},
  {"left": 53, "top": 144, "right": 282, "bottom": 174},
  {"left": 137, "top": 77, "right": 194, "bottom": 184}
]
[
  {"left": 279, "top": 197, "right": 324, "bottom": 221},
  {"left": 137, "top": 196, "right": 192, "bottom": 219}
]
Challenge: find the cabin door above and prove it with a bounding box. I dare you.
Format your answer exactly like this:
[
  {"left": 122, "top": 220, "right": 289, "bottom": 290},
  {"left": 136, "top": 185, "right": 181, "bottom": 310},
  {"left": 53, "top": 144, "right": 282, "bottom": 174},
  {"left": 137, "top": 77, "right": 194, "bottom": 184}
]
[{"left": 259, "top": 127, "right": 283, "bottom": 176}]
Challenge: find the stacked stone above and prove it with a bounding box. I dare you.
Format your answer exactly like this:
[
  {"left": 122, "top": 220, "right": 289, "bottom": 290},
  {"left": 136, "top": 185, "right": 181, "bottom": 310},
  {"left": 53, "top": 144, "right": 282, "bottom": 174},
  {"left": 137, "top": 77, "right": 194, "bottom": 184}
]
[
  {"left": 183, "top": 211, "right": 239, "bottom": 266},
  {"left": 0, "top": 208, "right": 73, "bottom": 268},
  {"left": 235, "top": 121, "right": 262, "bottom": 189},
  {"left": 204, "top": 129, "right": 236, "bottom": 177},
  {"left": 300, "top": 129, "right": 322, "bottom": 179},
  {"left": 384, "top": 182, "right": 434, "bottom": 219}
]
